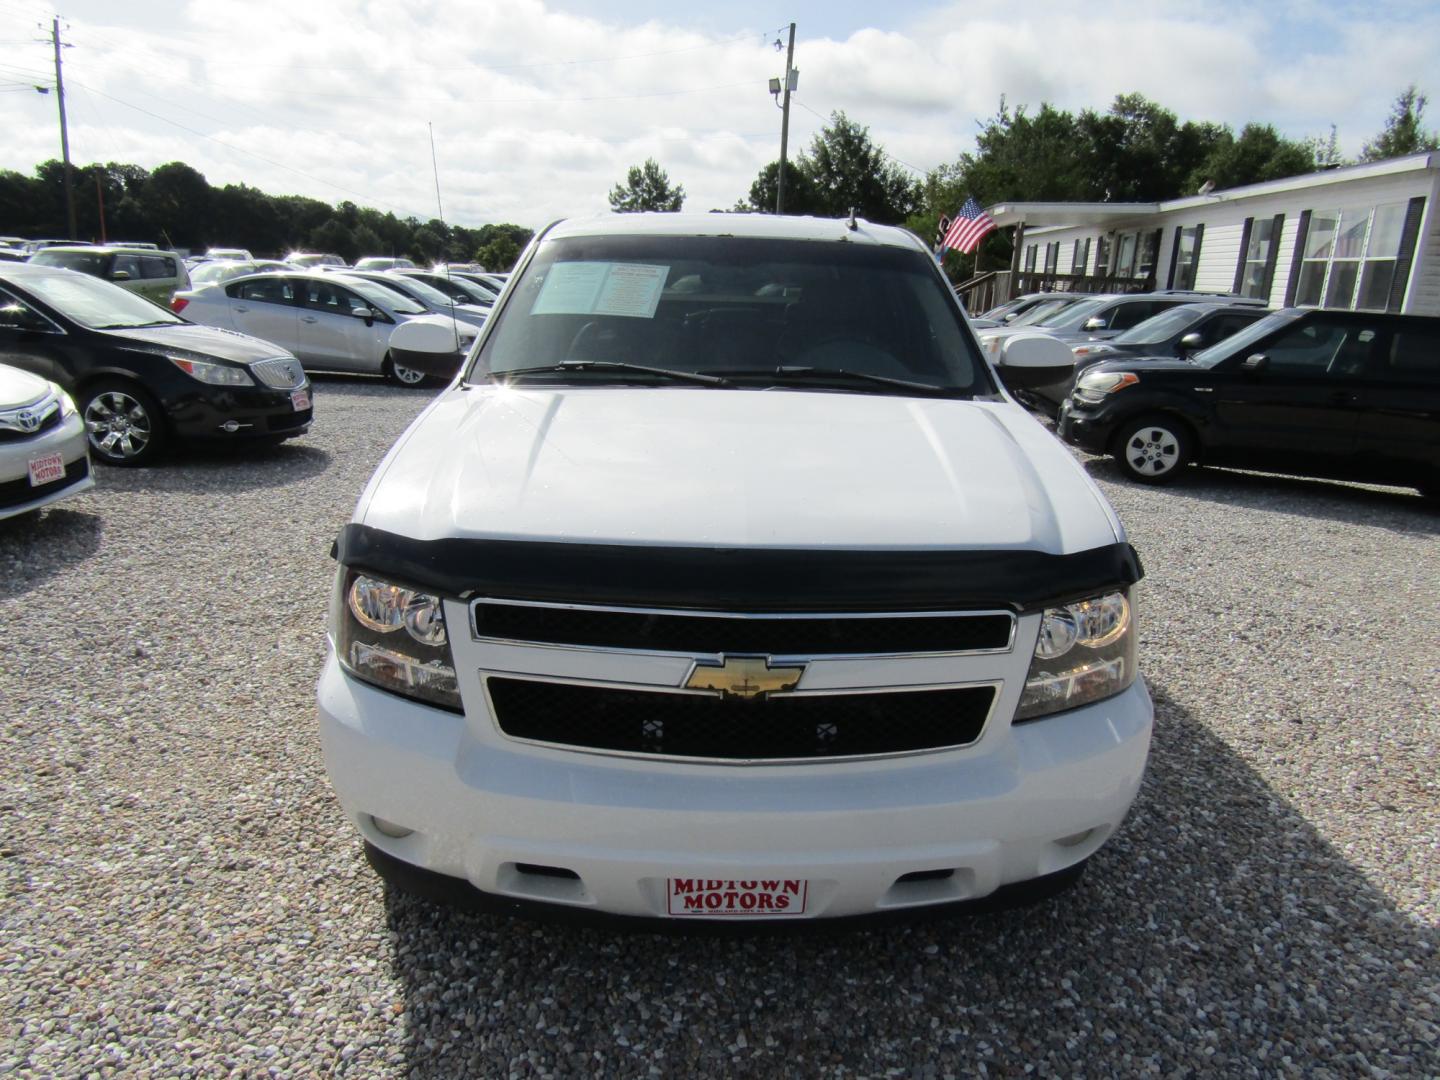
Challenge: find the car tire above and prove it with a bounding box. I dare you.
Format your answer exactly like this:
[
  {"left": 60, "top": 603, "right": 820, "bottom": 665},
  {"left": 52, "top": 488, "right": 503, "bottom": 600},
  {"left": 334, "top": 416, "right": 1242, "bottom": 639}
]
[
  {"left": 1112, "top": 415, "right": 1191, "bottom": 485},
  {"left": 80, "top": 379, "right": 167, "bottom": 467},
  {"left": 383, "top": 354, "right": 430, "bottom": 387}
]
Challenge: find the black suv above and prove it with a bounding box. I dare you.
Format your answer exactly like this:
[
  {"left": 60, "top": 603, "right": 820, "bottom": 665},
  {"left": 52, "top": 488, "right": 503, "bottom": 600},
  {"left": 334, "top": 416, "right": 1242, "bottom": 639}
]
[{"left": 1056, "top": 307, "right": 1440, "bottom": 495}]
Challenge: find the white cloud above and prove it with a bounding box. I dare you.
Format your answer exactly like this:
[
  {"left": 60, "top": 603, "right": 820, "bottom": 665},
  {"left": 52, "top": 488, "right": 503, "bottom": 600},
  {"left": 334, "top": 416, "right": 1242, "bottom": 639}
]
[{"left": 0, "top": 0, "right": 1435, "bottom": 237}]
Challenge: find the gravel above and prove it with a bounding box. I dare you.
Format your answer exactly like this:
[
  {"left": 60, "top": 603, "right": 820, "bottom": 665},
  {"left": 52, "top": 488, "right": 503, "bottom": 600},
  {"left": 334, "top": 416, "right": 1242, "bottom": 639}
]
[{"left": 1, "top": 376, "right": 1436, "bottom": 1078}]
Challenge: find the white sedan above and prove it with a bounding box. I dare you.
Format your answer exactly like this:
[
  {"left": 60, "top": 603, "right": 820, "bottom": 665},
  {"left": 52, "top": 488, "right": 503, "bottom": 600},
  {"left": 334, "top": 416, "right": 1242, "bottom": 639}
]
[
  {"left": 173, "top": 271, "right": 476, "bottom": 385},
  {"left": 0, "top": 363, "right": 93, "bottom": 519}
]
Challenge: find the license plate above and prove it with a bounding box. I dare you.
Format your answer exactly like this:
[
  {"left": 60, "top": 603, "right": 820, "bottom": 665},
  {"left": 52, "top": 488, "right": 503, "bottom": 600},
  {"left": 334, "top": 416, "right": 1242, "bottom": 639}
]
[
  {"left": 291, "top": 388, "right": 311, "bottom": 411},
  {"left": 27, "top": 452, "right": 65, "bottom": 487},
  {"left": 666, "top": 877, "right": 809, "bottom": 916}
]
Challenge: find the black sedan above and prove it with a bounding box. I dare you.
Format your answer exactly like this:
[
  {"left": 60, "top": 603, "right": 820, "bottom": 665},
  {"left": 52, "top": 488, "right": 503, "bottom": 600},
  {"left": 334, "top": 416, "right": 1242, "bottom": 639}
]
[
  {"left": 0, "top": 264, "right": 312, "bottom": 466},
  {"left": 1057, "top": 307, "right": 1440, "bottom": 495}
]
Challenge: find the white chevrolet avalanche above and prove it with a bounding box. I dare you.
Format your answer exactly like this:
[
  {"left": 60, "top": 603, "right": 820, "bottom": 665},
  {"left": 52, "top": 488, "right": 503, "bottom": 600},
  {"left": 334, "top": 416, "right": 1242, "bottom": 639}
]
[{"left": 317, "top": 213, "right": 1153, "bottom": 924}]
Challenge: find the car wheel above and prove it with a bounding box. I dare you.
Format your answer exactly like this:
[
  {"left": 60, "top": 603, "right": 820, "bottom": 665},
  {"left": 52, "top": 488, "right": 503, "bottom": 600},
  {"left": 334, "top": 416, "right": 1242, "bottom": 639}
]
[
  {"left": 81, "top": 379, "right": 167, "bottom": 467},
  {"left": 384, "top": 354, "right": 429, "bottom": 387},
  {"left": 1112, "top": 415, "right": 1190, "bottom": 484}
]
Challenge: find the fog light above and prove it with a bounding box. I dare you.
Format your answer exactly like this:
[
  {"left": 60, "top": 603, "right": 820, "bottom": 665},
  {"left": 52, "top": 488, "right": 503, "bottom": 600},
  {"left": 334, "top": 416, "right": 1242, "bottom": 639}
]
[{"left": 370, "top": 815, "right": 414, "bottom": 839}]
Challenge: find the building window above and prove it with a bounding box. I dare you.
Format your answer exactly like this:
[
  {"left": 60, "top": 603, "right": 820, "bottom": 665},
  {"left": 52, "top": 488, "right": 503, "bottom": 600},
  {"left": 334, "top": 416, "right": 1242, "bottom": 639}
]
[
  {"left": 1024, "top": 244, "right": 1037, "bottom": 272},
  {"left": 1115, "top": 234, "right": 1137, "bottom": 277},
  {"left": 1072, "top": 238, "right": 1091, "bottom": 276},
  {"left": 1171, "top": 226, "right": 1203, "bottom": 291},
  {"left": 1294, "top": 202, "right": 1407, "bottom": 310},
  {"left": 1236, "top": 215, "right": 1283, "bottom": 300},
  {"left": 1136, "top": 230, "right": 1161, "bottom": 281},
  {"left": 1044, "top": 242, "right": 1059, "bottom": 275},
  {"left": 1096, "top": 236, "right": 1112, "bottom": 276}
]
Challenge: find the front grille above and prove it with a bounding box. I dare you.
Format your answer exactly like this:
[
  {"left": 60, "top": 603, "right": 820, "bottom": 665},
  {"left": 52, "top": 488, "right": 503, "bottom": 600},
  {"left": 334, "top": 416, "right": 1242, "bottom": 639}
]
[
  {"left": 251, "top": 357, "right": 306, "bottom": 389},
  {"left": 0, "top": 456, "right": 88, "bottom": 510},
  {"left": 472, "top": 602, "right": 1013, "bottom": 655},
  {"left": 0, "top": 399, "right": 61, "bottom": 442},
  {"left": 486, "top": 676, "right": 996, "bottom": 760}
]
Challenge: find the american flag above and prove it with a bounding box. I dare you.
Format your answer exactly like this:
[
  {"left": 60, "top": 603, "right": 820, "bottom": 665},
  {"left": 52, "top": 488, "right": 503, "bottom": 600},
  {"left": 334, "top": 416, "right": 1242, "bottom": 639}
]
[{"left": 941, "top": 196, "right": 996, "bottom": 254}]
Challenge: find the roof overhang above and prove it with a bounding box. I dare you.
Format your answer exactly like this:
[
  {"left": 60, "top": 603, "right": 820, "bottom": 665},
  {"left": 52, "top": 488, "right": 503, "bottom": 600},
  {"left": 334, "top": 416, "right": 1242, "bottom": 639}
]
[{"left": 986, "top": 203, "right": 1158, "bottom": 228}]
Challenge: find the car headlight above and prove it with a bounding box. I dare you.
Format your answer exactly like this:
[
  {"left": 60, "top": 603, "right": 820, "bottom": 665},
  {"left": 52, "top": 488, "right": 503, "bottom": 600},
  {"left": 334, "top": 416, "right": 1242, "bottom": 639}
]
[
  {"left": 53, "top": 384, "right": 77, "bottom": 417},
  {"left": 335, "top": 570, "right": 460, "bottom": 710},
  {"left": 1015, "top": 590, "right": 1136, "bottom": 721},
  {"left": 168, "top": 355, "right": 255, "bottom": 386},
  {"left": 1075, "top": 370, "right": 1138, "bottom": 395}
]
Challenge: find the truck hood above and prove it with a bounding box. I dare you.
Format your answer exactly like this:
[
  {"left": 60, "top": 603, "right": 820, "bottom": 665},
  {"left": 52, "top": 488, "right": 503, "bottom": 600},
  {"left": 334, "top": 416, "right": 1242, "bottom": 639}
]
[{"left": 360, "top": 386, "right": 1121, "bottom": 554}]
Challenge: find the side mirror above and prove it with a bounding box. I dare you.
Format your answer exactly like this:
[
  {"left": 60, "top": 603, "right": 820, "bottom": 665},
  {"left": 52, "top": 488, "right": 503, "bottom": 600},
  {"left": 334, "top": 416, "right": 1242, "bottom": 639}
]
[
  {"left": 353, "top": 306, "right": 377, "bottom": 325},
  {"left": 110, "top": 270, "right": 132, "bottom": 282},
  {"left": 1082, "top": 316, "right": 1107, "bottom": 331},
  {"left": 1177, "top": 332, "right": 1204, "bottom": 353},
  {"left": 388, "top": 314, "right": 471, "bottom": 379},
  {"left": 0, "top": 302, "right": 31, "bottom": 328},
  {"left": 995, "top": 333, "right": 1075, "bottom": 391},
  {"left": 1001, "top": 312, "right": 1019, "bottom": 323},
  {"left": 1242, "top": 353, "right": 1269, "bottom": 374}
]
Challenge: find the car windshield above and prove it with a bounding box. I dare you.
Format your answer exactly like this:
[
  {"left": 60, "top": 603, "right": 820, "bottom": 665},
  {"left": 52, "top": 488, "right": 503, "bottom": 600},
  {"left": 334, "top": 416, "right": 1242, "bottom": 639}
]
[
  {"left": 415, "top": 273, "right": 493, "bottom": 305},
  {"left": 376, "top": 274, "right": 459, "bottom": 307},
  {"left": 1114, "top": 306, "right": 1207, "bottom": 345},
  {"left": 1190, "top": 311, "right": 1299, "bottom": 367},
  {"left": 1040, "top": 296, "right": 1115, "bottom": 330},
  {"left": 470, "top": 233, "right": 992, "bottom": 396},
  {"left": 22, "top": 270, "right": 184, "bottom": 328},
  {"left": 1010, "top": 296, "right": 1088, "bottom": 326},
  {"left": 345, "top": 278, "right": 427, "bottom": 315},
  {"left": 30, "top": 250, "right": 110, "bottom": 275},
  {"left": 192, "top": 261, "right": 259, "bottom": 284}
]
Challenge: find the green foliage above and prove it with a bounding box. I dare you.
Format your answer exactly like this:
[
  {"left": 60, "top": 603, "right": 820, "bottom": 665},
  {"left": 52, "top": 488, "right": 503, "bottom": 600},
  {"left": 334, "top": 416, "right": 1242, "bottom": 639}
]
[
  {"left": 736, "top": 112, "right": 920, "bottom": 224},
  {"left": 608, "top": 159, "right": 685, "bottom": 213},
  {"left": 0, "top": 158, "right": 534, "bottom": 262},
  {"left": 1361, "top": 85, "right": 1439, "bottom": 161}
]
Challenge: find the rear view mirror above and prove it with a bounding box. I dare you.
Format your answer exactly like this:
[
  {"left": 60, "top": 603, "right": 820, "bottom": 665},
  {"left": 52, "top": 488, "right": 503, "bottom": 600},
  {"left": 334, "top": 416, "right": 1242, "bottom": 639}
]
[{"left": 995, "top": 334, "right": 1075, "bottom": 391}]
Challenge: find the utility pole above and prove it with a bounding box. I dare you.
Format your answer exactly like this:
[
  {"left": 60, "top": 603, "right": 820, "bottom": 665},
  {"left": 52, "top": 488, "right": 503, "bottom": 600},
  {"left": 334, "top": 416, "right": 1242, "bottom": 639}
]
[
  {"left": 775, "top": 22, "right": 795, "bottom": 215},
  {"left": 50, "top": 17, "right": 76, "bottom": 240}
]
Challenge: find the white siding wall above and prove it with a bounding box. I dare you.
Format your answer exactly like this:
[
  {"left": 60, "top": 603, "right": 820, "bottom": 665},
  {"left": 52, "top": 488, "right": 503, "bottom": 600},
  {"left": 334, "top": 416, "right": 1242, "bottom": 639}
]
[{"left": 1194, "top": 223, "right": 1243, "bottom": 293}]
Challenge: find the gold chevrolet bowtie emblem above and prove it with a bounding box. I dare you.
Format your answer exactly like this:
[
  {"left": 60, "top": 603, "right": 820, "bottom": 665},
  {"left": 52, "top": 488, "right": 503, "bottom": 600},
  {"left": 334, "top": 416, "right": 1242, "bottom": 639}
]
[{"left": 685, "top": 656, "right": 805, "bottom": 700}]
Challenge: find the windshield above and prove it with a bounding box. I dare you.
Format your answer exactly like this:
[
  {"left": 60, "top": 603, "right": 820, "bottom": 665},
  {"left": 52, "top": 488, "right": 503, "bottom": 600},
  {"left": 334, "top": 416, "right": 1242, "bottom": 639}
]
[
  {"left": 345, "top": 278, "right": 427, "bottom": 315},
  {"left": 470, "top": 234, "right": 992, "bottom": 396},
  {"left": 1009, "top": 296, "right": 1086, "bottom": 327},
  {"left": 377, "top": 274, "right": 464, "bottom": 307},
  {"left": 1041, "top": 296, "right": 1116, "bottom": 330},
  {"left": 1114, "top": 306, "right": 1206, "bottom": 345},
  {"left": 22, "top": 270, "right": 183, "bottom": 328},
  {"left": 1191, "top": 311, "right": 1298, "bottom": 367},
  {"left": 31, "top": 250, "right": 111, "bottom": 275},
  {"left": 192, "top": 261, "right": 260, "bottom": 284}
]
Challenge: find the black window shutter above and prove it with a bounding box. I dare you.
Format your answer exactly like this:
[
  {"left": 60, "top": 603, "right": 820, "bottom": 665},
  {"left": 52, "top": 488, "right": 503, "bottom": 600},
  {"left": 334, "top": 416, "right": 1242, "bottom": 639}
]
[
  {"left": 1147, "top": 228, "right": 1163, "bottom": 288},
  {"left": 1166, "top": 227, "right": 1183, "bottom": 289},
  {"left": 1283, "top": 210, "right": 1312, "bottom": 307},
  {"left": 1191, "top": 224, "right": 1204, "bottom": 285},
  {"left": 1260, "top": 214, "right": 1285, "bottom": 300},
  {"left": 1387, "top": 196, "right": 1427, "bottom": 312},
  {"left": 1233, "top": 218, "right": 1254, "bottom": 294}
]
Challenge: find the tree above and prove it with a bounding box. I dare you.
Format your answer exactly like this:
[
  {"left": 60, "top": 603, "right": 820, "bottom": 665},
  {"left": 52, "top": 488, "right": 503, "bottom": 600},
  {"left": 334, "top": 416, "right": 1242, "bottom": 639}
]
[
  {"left": 1361, "top": 86, "right": 1439, "bottom": 161},
  {"left": 801, "top": 112, "right": 919, "bottom": 223},
  {"left": 1188, "top": 123, "right": 1317, "bottom": 193},
  {"left": 608, "top": 159, "right": 685, "bottom": 212},
  {"left": 734, "top": 160, "right": 822, "bottom": 215}
]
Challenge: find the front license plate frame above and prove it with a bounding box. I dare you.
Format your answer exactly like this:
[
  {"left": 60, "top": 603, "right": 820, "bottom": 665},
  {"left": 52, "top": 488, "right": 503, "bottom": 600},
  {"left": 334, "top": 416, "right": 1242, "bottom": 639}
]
[
  {"left": 290, "top": 388, "right": 311, "bottom": 411},
  {"left": 27, "top": 452, "right": 65, "bottom": 487},
  {"left": 666, "top": 877, "right": 809, "bottom": 917}
]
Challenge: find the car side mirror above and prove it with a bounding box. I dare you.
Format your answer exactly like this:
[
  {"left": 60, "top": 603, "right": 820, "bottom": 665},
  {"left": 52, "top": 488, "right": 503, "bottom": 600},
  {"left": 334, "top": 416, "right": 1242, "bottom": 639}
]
[
  {"left": 353, "top": 306, "right": 377, "bottom": 325},
  {"left": 110, "top": 270, "right": 132, "bottom": 282},
  {"left": 995, "top": 333, "right": 1075, "bottom": 391},
  {"left": 1177, "top": 332, "right": 1204, "bottom": 353},
  {"left": 1242, "top": 353, "right": 1269, "bottom": 374},
  {"left": 388, "top": 314, "right": 470, "bottom": 379},
  {"left": 1082, "top": 316, "right": 1107, "bottom": 331},
  {"left": 0, "top": 302, "right": 32, "bottom": 329},
  {"left": 1001, "top": 312, "right": 1019, "bottom": 322}
]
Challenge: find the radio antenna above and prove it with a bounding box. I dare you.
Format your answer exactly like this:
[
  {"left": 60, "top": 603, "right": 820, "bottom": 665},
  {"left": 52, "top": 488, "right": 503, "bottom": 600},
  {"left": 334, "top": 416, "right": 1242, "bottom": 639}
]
[{"left": 428, "top": 121, "right": 461, "bottom": 352}]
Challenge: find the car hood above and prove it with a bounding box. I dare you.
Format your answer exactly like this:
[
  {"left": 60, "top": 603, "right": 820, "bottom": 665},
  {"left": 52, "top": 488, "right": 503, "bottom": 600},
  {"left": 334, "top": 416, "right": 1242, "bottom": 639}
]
[
  {"left": 1086, "top": 355, "right": 1197, "bottom": 375},
  {"left": 360, "top": 386, "right": 1121, "bottom": 553},
  {"left": 105, "top": 322, "right": 296, "bottom": 362},
  {"left": 0, "top": 363, "right": 54, "bottom": 409}
]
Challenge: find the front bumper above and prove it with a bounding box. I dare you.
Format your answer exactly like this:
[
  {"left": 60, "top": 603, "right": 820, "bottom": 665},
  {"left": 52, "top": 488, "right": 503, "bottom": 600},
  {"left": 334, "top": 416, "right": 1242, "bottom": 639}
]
[
  {"left": 163, "top": 382, "right": 313, "bottom": 441},
  {"left": 318, "top": 651, "right": 1152, "bottom": 921},
  {"left": 1057, "top": 397, "right": 1120, "bottom": 455},
  {"left": 0, "top": 411, "right": 94, "bottom": 519}
]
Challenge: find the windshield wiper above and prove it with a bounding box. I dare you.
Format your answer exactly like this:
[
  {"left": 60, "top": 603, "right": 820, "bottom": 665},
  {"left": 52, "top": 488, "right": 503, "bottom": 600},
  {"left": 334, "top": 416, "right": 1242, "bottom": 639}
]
[
  {"left": 493, "top": 361, "right": 727, "bottom": 386},
  {"left": 712, "top": 365, "right": 957, "bottom": 396}
]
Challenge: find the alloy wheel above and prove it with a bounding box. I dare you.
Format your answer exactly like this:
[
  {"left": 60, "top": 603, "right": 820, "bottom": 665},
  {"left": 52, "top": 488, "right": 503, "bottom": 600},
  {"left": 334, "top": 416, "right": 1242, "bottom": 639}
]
[{"left": 84, "top": 390, "right": 153, "bottom": 462}]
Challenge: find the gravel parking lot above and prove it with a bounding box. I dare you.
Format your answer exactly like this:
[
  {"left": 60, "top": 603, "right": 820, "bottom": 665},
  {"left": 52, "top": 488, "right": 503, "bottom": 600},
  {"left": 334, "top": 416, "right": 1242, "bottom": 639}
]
[{"left": 2, "top": 377, "right": 1436, "bottom": 1078}]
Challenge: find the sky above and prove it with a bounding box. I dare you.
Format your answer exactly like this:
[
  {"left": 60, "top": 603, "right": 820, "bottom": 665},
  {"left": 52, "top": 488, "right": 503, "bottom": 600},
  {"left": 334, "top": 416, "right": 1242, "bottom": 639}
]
[{"left": 1, "top": 0, "right": 1437, "bottom": 231}]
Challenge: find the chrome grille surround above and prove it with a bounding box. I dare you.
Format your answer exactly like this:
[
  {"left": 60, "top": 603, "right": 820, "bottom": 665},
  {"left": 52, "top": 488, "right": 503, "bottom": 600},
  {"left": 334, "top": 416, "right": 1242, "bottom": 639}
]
[
  {"left": 0, "top": 393, "right": 60, "bottom": 438},
  {"left": 251, "top": 357, "right": 307, "bottom": 389}
]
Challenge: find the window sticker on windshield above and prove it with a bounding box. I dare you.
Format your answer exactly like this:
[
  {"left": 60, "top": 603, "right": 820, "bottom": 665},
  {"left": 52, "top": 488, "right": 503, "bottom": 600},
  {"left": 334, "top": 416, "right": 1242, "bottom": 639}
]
[{"left": 531, "top": 262, "right": 668, "bottom": 319}]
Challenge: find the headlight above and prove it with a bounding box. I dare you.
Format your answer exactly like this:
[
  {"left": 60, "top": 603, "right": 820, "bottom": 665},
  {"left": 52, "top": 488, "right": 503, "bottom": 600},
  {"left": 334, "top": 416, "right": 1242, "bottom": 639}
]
[
  {"left": 168, "top": 356, "right": 255, "bottom": 386},
  {"left": 54, "top": 385, "right": 77, "bottom": 417},
  {"left": 1075, "top": 370, "right": 1138, "bottom": 395},
  {"left": 335, "top": 570, "right": 460, "bottom": 710},
  {"left": 1016, "top": 590, "right": 1136, "bottom": 721}
]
